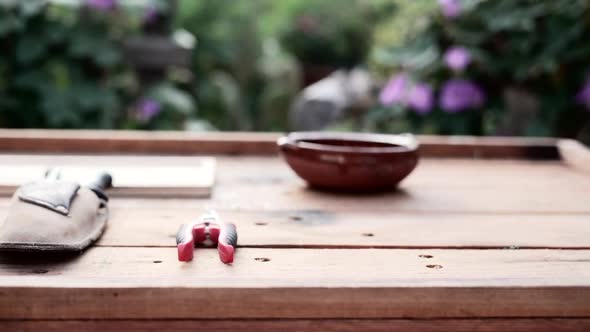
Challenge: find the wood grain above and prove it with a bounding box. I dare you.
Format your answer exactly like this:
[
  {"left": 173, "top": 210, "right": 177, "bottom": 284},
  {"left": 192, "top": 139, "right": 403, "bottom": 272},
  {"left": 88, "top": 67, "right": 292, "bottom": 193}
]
[
  {"left": 210, "top": 157, "right": 590, "bottom": 213},
  {"left": 207, "top": 181, "right": 590, "bottom": 214},
  {"left": 0, "top": 155, "right": 588, "bottom": 250},
  {"left": 0, "top": 248, "right": 589, "bottom": 319},
  {"left": 0, "top": 129, "right": 560, "bottom": 158},
  {"left": 215, "top": 156, "right": 588, "bottom": 189},
  {"left": 3, "top": 247, "right": 589, "bottom": 288},
  {"left": 0, "top": 156, "right": 589, "bottom": 251},
  {"left": 3, "top": 318, "right": 590, "bottom": 332},
  {"left": 417, "top": 135, "right": 559, "bottom": 159},
  {"left": 1, "top": 156, "right": 589, "bottom": 214},
  {"left": 0, "top": 135, "right": 588, "bottom": 325},
  {"left": 0, "top": 154, "right": 583, "bottom": 189},
  {"left": 89, "top": 209, "right": 590, "bottom": 248},
  {"left": 7, "top": 190, "right": 590, "bottom": 214},
  {"left": 0, "top": 130, "right": 279, "bottom": 155}
]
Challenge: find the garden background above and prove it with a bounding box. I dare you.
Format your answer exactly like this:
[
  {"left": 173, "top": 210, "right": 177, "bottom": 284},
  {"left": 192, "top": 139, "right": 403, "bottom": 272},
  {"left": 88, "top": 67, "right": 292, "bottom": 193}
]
[{"left": 1, "top": 0, "right": 589, "bottom": 143}]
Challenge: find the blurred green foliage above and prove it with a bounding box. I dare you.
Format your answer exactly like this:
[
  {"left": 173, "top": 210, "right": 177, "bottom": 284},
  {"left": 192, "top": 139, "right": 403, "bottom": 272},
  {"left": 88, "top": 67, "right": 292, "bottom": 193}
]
[
  {"left": 176, "top": 0, "right": 299, "bottom": 131},
  {"left": 4, "top": 0, "right": 589, "bottom": 140},
  {"left": 0, "top": 1, "right": 125, "bottom": 128},
  {"left": 278, "top": 0, "right": 394, "bottom": 67},
  {"left": 0, "top": 0, "right": 396, "bottom": 132},
  {"left": 174, "top": 0, "right": 396, "bottom": 131},
  {"left": 0, "top": 0, "right": 196, "bottom": 129},
  {"left": 371, "top": 0, "right": 590, "bottom": 140}
]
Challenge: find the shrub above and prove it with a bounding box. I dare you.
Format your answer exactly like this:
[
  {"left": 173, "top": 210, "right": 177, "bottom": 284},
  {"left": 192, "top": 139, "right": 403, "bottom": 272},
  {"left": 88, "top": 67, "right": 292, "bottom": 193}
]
[{"left": 372, "top": 0, "right": 590, "bottom": 140}]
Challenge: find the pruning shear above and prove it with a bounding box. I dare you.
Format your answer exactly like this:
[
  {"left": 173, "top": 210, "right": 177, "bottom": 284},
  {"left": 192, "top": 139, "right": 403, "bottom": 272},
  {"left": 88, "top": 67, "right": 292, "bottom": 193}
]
[{"left": 175, "top": 211, "right": 237, "bottom": 264}]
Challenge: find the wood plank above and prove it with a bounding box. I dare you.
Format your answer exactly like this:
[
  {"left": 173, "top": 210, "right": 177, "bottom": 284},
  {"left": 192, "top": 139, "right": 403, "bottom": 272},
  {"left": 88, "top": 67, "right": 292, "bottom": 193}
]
[
  {"left": 216, "top": 156, "right": 590, "bottom": 189},
  {"left": 0, "top": 155, "right": 588, "bottom": 248},
  {"left": 0, "top": 129, "right": 560, "bottom": 158},
  {"left": 8, "top": 182, "right": 588, "bottom": 212},
  {"left": 91, "top": 210, "right": 590, "bottom": 248},
  {"left": 0, "top": 154, "right": 583, "bottom": 190},
  {"left": 0, "top": 156, "right": 589, "bottom": 214},
  {"left": 209, "top": 157, "right": 590, "bottom": 213},
  {"left": 0, "top": 130, "right": 279, "bottom": 155},
  {"left": 3, "top": 318, "right": 590, "bottom": 332},
  {"left": 3, "top": 248, "right": 589, "bottom": 288},
  {"left": 417, "top": 135, "right": 559, "bottom": 159},
  {"left": 0, "top": 155, "right": 583, "bottom": 188},
  {"left": 0, "top": 248, "right": 589, "bottom": 319},
  {"left": 1, "top": 205, "right": 588, "bottom": 249},
  {"left": 206, "top": 184, "right": 590, "bottom": 213}
]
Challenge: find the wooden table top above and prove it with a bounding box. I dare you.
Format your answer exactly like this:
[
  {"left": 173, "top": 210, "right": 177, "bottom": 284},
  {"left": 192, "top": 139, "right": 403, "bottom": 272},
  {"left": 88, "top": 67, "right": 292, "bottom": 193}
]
[{"left": 0, "top": 130, "right": 589, "bottom": 331}]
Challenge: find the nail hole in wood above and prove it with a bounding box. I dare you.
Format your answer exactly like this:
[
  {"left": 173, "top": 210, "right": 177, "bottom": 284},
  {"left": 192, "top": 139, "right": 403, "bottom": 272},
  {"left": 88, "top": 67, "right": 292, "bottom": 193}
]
[
  {"left": 32, "top": 269, "right": 48, "bottom": 274},
  {"left": 426, "top": 264, "right": 443, "bottom": 269},
  {"left": 255, "top": 257, "right": 271, "bottom": 262},
  {"left": 255, "top": 222, "right": 268, "bottom": 226},
  {"left": 362, "top": 233, "right": 374, "bottom": 237},
  {"left": 153, "top": 260, "right": 162, "bottom": 264},
  {"left": 419, "top": 255, "right": 433, "bottom": 259}
]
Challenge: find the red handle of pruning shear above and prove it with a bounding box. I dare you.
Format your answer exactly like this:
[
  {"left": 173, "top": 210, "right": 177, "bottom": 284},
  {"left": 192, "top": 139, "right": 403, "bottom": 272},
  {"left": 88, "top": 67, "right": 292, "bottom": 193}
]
[{"left": 176, "top": 211, "right": 238, "bottom": 264}]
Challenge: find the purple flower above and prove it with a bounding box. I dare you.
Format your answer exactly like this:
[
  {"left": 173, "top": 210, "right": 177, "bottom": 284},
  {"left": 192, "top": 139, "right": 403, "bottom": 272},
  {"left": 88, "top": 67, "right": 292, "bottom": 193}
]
[
  {"left": 86, "top": 0, "right": 116, "bottom": 11},
  {"left": 439, "top": 79, "right": 485, "bottom": 113},
  {"left": 380, "top": 74, "right": 434, "bottom": 114},
  {"left": 438, "top": 0, "right": 461, "bottom": 18},
  {"left": 136, "top": 99, "right": 161, "bottom": 122},
  {"left": 444, "top": 46, "right": 471, "bottom": 71},
  {"left": 408, "top": 83, "right": 434, "bottom": 114},
  {"left": 144, "top": 5, "right": 159, "bottom": 24},
  {"left": 575, "top": 78, "right": 590, "bottom": 109},
  {"left": 379, "top": 73, "right": 409, "bottom": 106}
]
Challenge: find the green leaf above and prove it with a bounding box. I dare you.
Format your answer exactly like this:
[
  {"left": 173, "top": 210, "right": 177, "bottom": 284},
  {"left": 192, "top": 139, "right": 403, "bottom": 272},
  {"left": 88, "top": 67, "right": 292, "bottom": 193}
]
[
  {"left": 15, "top": 34, "right": 46, "bottom": 64},
  {"left": 0, "top": 14, "right": 22, "bottom": 36},
  {"left": 14, "top": 70, "right": 47, "bottom": 91},
  {"left": 72, "top": 84, "right": 104, "bottom": 111},
  {"left": 93, "top": 45, "right": 121, "bottom": 67},
  {"left": 69, "top": 30, "right": 102, "bottom": 57},
  {"left": 375, "top": 35, "right": 440, "bottom": 71},
  {"left": 19, "top": 0, "right": 46, "bottom": 17},
  {"left": 40, "top": 90, "right": 80, "bottom": 128},
  {"left": 525, "top": 120, "right": 551, "bottom": 137},
  {"left": 44, "top": 22, "right": 67, "bottom": 43},
  {"left": 149, "top": 83, "right": 195, "bottom": 115},
  {"left": 70, "top": 83, "right": 117, "bottom": 111}
]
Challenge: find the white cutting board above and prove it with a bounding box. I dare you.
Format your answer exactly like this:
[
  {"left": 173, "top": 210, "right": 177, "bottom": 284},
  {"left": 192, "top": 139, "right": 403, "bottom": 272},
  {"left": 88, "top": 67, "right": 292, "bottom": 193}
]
[{"left": 0, "top": 156, "right": 215, "bottom": 198}]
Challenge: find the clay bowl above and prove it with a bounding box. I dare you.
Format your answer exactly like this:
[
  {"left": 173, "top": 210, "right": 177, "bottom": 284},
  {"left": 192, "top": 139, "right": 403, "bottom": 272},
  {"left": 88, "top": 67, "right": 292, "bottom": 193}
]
[{"left": 277, "top": 132, "right": 419, "bottom": 192}]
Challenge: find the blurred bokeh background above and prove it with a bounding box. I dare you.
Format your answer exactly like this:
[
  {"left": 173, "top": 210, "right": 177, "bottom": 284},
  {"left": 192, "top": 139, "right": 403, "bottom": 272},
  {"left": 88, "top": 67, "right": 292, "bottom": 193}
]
[{"left": 1, "top": 0, "right": 589, "bottom": 143}]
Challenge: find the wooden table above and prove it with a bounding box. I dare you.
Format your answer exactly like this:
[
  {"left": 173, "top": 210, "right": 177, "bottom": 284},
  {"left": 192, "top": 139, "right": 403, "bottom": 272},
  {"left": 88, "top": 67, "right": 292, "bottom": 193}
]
[{"left": 0, "top": 130, "right": 589, "bottom": 331}]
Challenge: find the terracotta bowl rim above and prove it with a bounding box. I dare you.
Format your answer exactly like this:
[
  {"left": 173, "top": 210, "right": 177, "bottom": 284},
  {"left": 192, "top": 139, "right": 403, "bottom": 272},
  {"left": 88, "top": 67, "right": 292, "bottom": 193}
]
[{"left": 277, "top": 132, "right": 419, "bottom": 154}]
